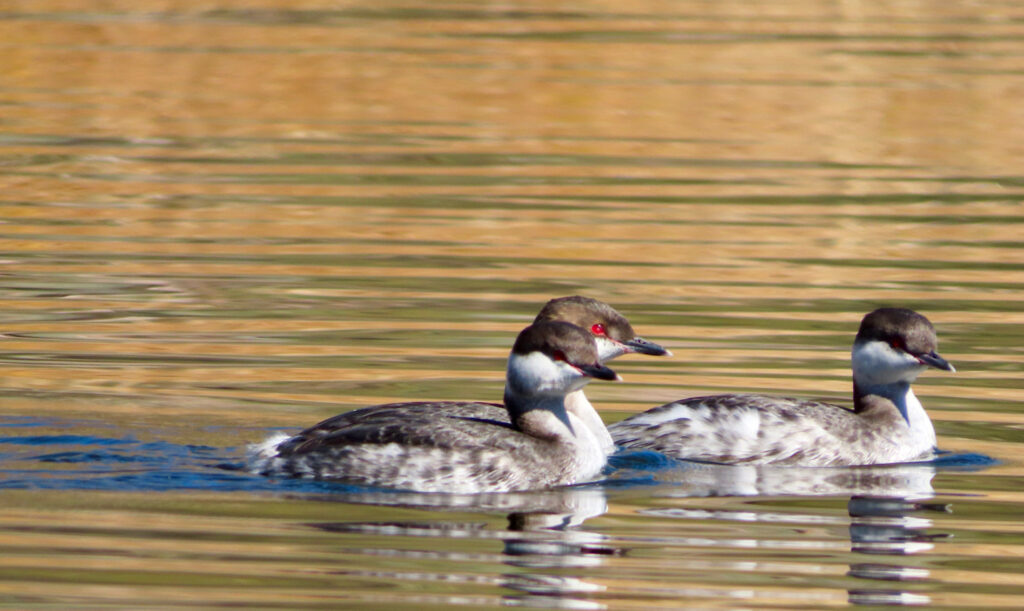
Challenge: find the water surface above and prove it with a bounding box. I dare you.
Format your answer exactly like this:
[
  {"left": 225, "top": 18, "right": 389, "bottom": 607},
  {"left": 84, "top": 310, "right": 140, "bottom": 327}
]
[{"left": 2, "top": 1, "right": 1023, "bottom": 608}]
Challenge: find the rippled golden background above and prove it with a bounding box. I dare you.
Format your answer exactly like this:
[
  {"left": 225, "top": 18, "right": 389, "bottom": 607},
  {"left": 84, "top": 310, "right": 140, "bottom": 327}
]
[{"left": 1, "top": 1, "right": 1023, "bottom": 608}]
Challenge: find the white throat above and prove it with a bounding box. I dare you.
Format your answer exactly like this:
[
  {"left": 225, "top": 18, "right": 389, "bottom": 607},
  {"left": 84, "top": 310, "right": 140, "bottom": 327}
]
[
  {"left": 899, "top": 386, "right": 937, "bottom": 447},
  {"left": 564, "top": 389, "right": 614, "bottom": 454}
]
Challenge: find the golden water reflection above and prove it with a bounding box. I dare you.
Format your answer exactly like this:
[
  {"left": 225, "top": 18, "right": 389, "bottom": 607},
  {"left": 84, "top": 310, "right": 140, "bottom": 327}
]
[{"left": 1, "top": 1, "right": 1023, "bottom": 609}]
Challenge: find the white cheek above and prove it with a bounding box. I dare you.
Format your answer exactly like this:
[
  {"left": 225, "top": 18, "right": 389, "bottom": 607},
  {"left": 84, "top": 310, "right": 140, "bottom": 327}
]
[
  {"left": 594, "top": 336, "right": 628, "bottom": 362},
  {"left": 508, "top": 351, "right": 583, "bottom": 394},
  {"left": 852, "top": 341, "right": 924, "bottom": 385}
]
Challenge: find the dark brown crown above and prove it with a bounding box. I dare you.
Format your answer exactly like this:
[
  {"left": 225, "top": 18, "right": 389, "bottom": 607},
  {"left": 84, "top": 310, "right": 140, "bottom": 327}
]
[
  {"left": 533, "top": 296, "right": 636, "bottom": 342},
  {"left": 855, "top": 307, "right": 939, "bottom": 356}
]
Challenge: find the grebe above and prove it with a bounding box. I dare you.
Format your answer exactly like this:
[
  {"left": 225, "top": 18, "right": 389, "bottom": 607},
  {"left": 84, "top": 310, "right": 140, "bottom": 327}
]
[
  {"left": 258, "top": 296, "right": 669, "bottom": 457},
  {"left": 609, "top": 308, "right": 955, "bottom": 467},
  {"left": 249, "top": 321, "right": 621, "bottom": 493}
]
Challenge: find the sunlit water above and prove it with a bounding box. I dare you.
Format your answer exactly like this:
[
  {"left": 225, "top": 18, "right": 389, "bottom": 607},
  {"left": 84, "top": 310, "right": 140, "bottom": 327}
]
[{"left": 2, "top": 1, "right": 1024, "bottom": 608}]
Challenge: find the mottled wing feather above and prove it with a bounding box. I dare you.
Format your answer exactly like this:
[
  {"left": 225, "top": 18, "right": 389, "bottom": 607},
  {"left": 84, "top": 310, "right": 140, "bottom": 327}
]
[
  {"left": 276, "top": 401, "right": 513, "bottom": 456},
  {"left": 296, "top": 401, "right": 507, "bottom": 430},
  {"left": 610, "top": 394, "right": 878, "bottom": 466}
]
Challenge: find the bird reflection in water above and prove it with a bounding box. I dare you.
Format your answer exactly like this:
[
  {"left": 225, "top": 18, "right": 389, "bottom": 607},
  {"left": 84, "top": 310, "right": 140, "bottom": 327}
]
[
  {"left": 628, "top": 459, "right": 948, "bottom": 606},
  {"left": 846, "top": 495, "right": 952, "bottom": 606},
  {"left": 303, "top": 486, "right": 615, "bottom": 609}
]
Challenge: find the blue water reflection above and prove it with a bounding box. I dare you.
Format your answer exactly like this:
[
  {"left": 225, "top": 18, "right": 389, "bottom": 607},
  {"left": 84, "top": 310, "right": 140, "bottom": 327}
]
[{"left": 0, "top": 417, "right": 994, "bottom": 499}]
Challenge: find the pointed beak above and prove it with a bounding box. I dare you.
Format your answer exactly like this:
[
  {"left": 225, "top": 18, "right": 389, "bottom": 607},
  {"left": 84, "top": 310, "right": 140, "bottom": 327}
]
[
  {"left": 918, "top": 351, "right": 955, "bottom": 373},
  {"left": 624, "top": 336, "right": 672, "bottom": 357},
  {"left": 577, "top": 362, "right": 622, "bottom": 382}
]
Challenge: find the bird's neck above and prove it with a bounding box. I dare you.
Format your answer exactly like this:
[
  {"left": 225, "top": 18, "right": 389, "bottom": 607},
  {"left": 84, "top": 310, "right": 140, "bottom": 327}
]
[
  {"left": 564, "top": 389, "right": 614, "bottom": 454},
  {"left": 504, "top": 388, "right": 576, "bottom": 440},
  {"left": 854, "top": 380, "right": 936, "bottom": 447}
]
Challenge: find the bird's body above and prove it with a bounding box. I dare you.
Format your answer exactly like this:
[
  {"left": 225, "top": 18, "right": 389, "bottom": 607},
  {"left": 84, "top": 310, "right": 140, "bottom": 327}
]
[
  {"left": 610, "top": 392, "right": 929, "bottom": 467},
  {"left": 249, "top": 320, "right": 621, "bottom": 493},
  {"left": 610, "top": 308, "right": 954, "bottom": 467}
]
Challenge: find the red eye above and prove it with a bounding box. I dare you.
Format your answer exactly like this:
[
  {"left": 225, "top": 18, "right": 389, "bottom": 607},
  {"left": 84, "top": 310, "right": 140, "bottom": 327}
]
[
  {"left": 890, "top": 338, "right": 904, "bottom": 351},
  {"left": 590, "top": 323, "right": 606, "bottom": 336},
  {"left": 552, "top": 350, "right": 567, "bottom": 362}
]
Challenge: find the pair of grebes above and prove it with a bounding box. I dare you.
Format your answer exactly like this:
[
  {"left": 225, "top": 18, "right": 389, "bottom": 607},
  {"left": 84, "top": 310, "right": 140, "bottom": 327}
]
[{"left": 249, "top": 297, "right": 955, "bottom": 493}]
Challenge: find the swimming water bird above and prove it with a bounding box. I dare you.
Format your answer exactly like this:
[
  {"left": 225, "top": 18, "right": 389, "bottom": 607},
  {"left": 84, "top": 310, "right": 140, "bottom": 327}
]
[
  {"left": 249, "top": 321, "right": 622, "bottom": 493},
  {"left": 609, "top": 308, "right": 955, "bottom": 467},
  {"left": 259, "top": 296, "right": 669, "bottom": 457}
]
